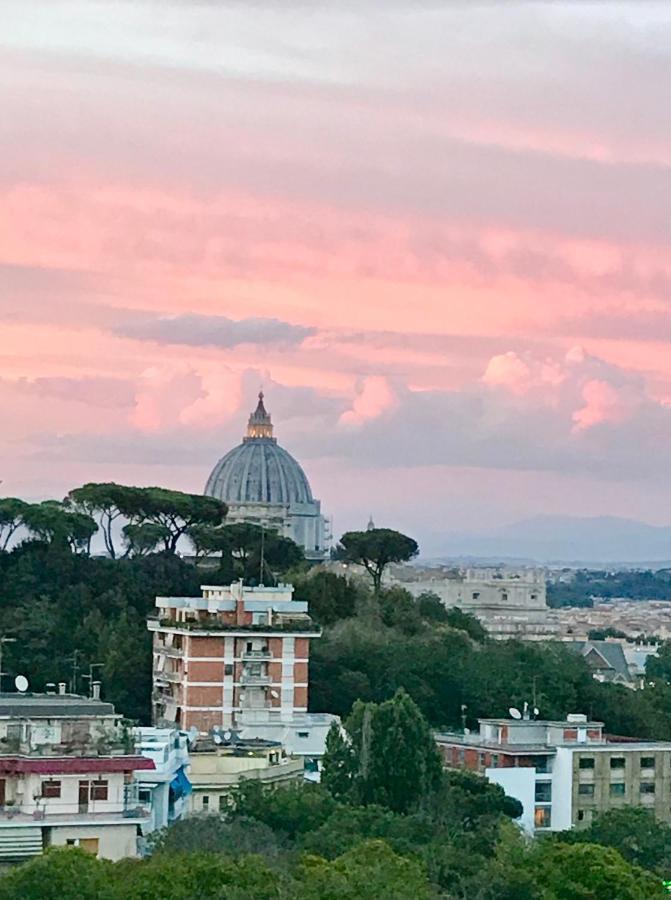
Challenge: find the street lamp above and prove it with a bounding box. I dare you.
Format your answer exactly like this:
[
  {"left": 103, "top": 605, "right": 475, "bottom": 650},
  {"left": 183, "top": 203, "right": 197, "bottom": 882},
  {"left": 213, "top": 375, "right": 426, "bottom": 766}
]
[{"left": 0, "top": 637, "right": 17, "bottom": 693}]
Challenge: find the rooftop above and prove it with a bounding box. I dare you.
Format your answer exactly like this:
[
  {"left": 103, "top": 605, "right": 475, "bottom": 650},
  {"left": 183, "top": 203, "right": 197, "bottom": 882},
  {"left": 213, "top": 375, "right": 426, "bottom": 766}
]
[{"left": 0, "top": 693, "right": 116, "bottom": 719}]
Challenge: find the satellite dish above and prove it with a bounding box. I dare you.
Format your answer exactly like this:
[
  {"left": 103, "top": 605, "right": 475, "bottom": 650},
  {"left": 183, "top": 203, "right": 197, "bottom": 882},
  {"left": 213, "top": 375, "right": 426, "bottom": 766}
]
[
  {"left": 14, "top": 675, "right": 28, "bottom": 693},
  {"left": 509, "top": 707, "right": 522, "bottom": 720},
  {"left": 223, "top": 730, "right": 232, "bottom": 741},
  {"left": 534, "top": 707, "right": 540, "bottom": 717},
  {"left": 270, "top": 690, "right": 279, "bottom": 699},
  {"left": 213, "top": 734, "right": 222, "bottom": 745}
]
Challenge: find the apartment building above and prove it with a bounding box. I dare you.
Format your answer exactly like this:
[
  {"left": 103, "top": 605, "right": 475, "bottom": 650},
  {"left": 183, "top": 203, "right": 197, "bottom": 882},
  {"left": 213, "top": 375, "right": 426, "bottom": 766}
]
[
  {"left": 148, "top": 581, "right": 320, "bottom": 733},
  {"left": 437, "top": 714, "right": 671, "bottom": 834},
  {"left": 0, "top": 691, "right": 154, "bottom": 861},
  {"left": 187, "top": 733, "right": 304, "bottom": 815}
]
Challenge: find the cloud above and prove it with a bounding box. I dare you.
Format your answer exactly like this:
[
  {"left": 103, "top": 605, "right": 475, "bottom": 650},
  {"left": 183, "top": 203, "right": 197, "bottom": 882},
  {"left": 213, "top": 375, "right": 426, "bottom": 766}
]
[
  {"left": 339, "top": 376, "right": 397, "bottom": 426},
  {"left": 115, "top": 314, "right": 315, "bottom": 349}
]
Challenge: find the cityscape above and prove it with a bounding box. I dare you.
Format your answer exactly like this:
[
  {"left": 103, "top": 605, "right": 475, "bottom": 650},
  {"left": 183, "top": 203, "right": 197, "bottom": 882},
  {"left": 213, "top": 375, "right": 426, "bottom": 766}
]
[{"left": 3, "top": 2, "right": 671, "bottom": 898}]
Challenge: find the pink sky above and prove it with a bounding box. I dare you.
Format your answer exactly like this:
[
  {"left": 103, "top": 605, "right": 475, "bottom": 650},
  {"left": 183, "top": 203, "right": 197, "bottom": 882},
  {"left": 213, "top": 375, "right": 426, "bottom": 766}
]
[{"left": 3, "top": 1, "right": 671, "bottom": 551}]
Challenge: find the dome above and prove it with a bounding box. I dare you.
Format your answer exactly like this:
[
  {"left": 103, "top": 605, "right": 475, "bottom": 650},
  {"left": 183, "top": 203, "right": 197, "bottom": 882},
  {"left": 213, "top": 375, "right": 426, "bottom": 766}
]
[{"left": 204, "top": 393, "right": 314, "bottom": 506}]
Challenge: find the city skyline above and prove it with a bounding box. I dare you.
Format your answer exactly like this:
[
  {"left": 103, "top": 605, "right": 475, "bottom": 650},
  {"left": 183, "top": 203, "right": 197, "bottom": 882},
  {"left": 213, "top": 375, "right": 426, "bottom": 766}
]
[{"left": 3, "top": 2, "right": 671, "bottom": 547}]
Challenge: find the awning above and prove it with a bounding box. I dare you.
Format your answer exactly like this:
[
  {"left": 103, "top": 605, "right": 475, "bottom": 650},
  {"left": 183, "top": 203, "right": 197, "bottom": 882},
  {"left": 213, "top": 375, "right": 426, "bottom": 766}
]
[
  {"left": 0, "top": 756, "right": 155, "bottom": 775},
  {"left": 169, "top": 766, "right": 192, "bottom": 800}
]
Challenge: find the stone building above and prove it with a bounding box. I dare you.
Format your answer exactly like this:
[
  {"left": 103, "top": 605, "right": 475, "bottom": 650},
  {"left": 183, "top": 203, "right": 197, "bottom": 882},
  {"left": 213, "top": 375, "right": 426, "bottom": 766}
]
[
  {"left": 390, "top": 566, "right": 560, "bottom": 640},
  {"left": 204, "top": 393, "right": 330, "bottom": 560}
]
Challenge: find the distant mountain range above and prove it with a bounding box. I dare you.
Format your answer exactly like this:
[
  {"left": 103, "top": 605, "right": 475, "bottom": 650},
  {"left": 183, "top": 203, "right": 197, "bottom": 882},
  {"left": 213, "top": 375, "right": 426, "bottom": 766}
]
[{"left": 420, "top": 516, "right": 671, "bottom": 568}]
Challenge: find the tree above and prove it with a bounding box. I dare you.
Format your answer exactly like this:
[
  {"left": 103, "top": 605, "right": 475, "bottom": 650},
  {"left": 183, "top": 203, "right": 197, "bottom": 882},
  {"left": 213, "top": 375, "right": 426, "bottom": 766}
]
[
  {"left": 444, "top": 606, "right": 487, "bottom": 642},
  {"left": 0, "top": 848, "right": 114, "bottom": 900},
  {"left": 66, "top": 483, "right": 133, "bottom": 559},
  {"left": 122, "top": 523, "right": 170, "bottom": 557},
  {"left": 321, "top": 721, "right": 355, "bottom": 800},
  {"left": 415, "top": 591, "right": 449, "bottom": 624},
  {"left": 557, "top": 807, "right": 671, "bottom": 875},
  {"left": 20, "top": 502, "right": 98, "bottom": 554},
  {"left": 293, "top": 572, "right": 359, "bottom": 626},
  {"left": 193, "top": 523, "right": 304, "bottom": 583},
  {"left": 323, "top": 689, "right": 443, "bottom": 813},
  {"left": 294, "top": 840, "right": 434, "bottom": 900},
  {"left": 0, "top": 498, "right": 28, "bottom": 552},
  {"left": 116, "top": 487, "right": 227, "bottom": 554},
  {"left": 338, "top": 528, "right": 418, "bottom": 592}
]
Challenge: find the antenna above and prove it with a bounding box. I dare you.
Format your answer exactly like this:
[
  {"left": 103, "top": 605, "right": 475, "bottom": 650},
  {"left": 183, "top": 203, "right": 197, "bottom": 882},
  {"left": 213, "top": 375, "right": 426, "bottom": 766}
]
[
  {"left": 14, "top": 675, "right": 28, "bottom": 693},
  {"left": 259, "top": 525, "right": 265, "bottom": 586},
  {"left": 509, "top": 707, "right": 522, "bottom": 720}
]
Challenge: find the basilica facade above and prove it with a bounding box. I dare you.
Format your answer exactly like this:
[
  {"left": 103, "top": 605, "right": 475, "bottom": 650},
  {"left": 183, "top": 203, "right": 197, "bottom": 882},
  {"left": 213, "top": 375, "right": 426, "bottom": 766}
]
[{"left": 204, "top": 393, "right": 329, "bottom": 560}]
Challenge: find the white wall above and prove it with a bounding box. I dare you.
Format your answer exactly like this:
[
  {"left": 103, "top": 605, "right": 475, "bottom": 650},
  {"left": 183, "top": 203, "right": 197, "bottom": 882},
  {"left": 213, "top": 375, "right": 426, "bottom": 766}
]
[
  {"left": 49, "top": 823, "right": 138, "bottom": 860},
  {"left": 486, "top": 766, "right": 536, "bottom": 834},
  {"left": 551, "top": 747, "right": 574, "bottom": 831}
]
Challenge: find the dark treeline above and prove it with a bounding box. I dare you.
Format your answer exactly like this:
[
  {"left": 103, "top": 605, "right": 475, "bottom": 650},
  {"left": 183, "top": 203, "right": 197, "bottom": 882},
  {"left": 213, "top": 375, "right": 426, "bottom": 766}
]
[{"left": 548, "top": 568, "right": 671, "bottom": 608}]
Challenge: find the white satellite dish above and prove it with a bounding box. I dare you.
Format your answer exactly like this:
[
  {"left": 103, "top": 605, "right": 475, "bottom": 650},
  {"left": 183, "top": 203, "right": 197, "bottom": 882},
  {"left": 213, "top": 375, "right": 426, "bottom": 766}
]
[
  {"left": 223, "top": 730, "right": 232, "bottom": 741},
  {"left": 509, "top": 707, "right": 522, "bottom": 720},
  {"left": 270, "top": 690, "right": 279, "bottom": 699},
  {"left": 14, "top": 675, "right": 28, "bottom": 693},
  {"left": 533, "top": 707, "right": 540, "bottom": 717},
  {"left": 213, "top": 734, "right": 222, "bottom": 745}
]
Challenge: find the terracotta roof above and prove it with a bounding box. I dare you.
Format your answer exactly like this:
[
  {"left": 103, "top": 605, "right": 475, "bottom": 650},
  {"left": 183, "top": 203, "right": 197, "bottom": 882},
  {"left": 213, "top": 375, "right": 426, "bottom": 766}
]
[{"left": 0, "top": 756, "right": 154, "bottom": 775}]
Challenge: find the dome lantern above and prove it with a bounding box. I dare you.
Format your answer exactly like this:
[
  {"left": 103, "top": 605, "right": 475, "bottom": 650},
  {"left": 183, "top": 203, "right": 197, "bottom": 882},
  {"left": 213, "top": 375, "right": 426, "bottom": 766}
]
[{"left": 244, "top": 391, "right": 275, "bottom": 442}]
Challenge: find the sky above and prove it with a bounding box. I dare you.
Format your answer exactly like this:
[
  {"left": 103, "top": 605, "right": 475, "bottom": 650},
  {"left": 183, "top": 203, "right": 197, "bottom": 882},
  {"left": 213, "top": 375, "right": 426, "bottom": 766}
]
[{"left": 2, "top": 0, "right": 671, "bottom": 552}]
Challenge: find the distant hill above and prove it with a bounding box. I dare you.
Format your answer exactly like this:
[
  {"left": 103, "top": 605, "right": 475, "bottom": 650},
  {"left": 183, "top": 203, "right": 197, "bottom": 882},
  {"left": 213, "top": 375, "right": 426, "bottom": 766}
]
[{"left": 420, "top": 516, "right": 671, "bottom": 568}]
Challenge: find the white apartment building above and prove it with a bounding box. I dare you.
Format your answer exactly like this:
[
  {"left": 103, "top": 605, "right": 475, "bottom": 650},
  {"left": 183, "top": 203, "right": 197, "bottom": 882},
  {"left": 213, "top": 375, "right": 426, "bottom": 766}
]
[
  {"left": 0, "top": 692, "right": 154, "bottom": 861},
  {"left": 437, "top": 714, "right": 671, "bottom": 834}
]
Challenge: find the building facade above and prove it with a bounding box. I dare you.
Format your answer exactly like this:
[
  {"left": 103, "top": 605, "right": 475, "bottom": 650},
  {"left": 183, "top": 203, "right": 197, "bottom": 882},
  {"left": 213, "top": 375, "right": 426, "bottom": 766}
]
[
  {"left": 390, "top": 566, "right": 559, "bottom": 640},
  {"left": 149, "top": 582, "right": 320, "bottom": 733},
  {"left": 0, "top": 692, "right": 154, "bottom": 862},
  {"left": 437, "top": 714, "right": 671, "bottom": 834},
  {"left": 133, "top": 727, "right": 191, "bottom": 835},
  {"left": 187, "top": 734, "right": 304, "bottom": 815},
  {"left": 204, "top": 393, "right": 330, "bottom": 560}
]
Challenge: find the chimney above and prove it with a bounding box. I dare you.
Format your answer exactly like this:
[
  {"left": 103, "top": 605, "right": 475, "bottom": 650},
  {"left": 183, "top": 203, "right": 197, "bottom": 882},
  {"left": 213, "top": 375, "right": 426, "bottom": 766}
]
[
  {"left": 58, "top": 682, "right": 66, "bottom": 695},
  {"left": 45, "top": 683, "right": 56, "bottom": 694},
  {"left": 91, "top": 681, "right": 101, "bottom": 700}
]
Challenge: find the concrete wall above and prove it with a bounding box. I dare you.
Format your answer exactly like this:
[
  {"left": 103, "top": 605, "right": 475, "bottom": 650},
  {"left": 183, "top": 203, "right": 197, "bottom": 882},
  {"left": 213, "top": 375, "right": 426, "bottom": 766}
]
[
  {"left": 485, "top": 766, "right": 536, "bottom": 834},
  {"left": 48, "top": 823, "right": 138, "bottom": 860}
]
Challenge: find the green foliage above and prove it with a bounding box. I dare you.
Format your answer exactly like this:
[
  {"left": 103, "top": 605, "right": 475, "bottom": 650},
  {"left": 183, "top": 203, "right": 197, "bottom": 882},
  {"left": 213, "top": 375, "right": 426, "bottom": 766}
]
[
  {"left": 66, "top": 483, "right": 130, "bottom": 559},
  {"left": 338, "top": 528, "right": 419, "bottom": 592},
  {"left": 187, "top": 522, "right": 304, "bottom": 584},
  {"left": 548, "top": 568, "right": 671, "bottom": 608},
  {"left": 0, "top": 848, "right": 114, "bottom": 900},
  {"left": 443, "top": 606, "right": 488, "bottom": 642},
  {"left": 555, "top": 807, "right": 671, "bottom": 876},
  {"left": 587, "top": 626, "right": 627, "bottom": 640},
  {"left": 20, "top": 501, "right": 98, "bottom": 554},
  {"left": 293, "top": 571, "right": 360, "bottom": 626},
  {"left": 0, "top": 498, "right": 29, "bottom": 552},
  {"left": 415, "top": 591, "right": 449, "bottom": 623},
  {"left": 323, "top": 689, "right": 443, "bottom": 813}
]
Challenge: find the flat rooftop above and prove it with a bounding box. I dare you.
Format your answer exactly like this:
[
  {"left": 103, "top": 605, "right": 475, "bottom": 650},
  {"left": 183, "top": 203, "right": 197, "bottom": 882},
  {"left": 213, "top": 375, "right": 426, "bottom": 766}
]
[{"left": 0, "top": 693, "right": 116, "bottom": 718}]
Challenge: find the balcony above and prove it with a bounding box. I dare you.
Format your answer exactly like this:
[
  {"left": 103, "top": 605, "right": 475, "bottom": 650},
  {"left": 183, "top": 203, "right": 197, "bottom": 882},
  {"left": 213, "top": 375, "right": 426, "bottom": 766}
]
[
  {"left": 155, "top": 671, "right": 182, "bottom": 685},
  {"left": 161, "top": 645, "right": 184, "bottom": 658},
  {"left": 241, "top": 650, "right": 272, "bottom": 660},
  {"left": 240, "top": 673, "right": 271, "bottom": 686}
]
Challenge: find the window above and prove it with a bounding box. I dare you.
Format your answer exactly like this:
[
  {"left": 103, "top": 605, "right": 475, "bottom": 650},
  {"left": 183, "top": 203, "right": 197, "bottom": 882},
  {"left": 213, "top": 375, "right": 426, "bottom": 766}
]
[
  {"left": 138, "top": 788, "right": 152, "bottom": 805},
  {"left": 41, "top": 780, "right": 61, "bottom": 799},
  {"left": 578, "top": 784, "right": 594, "bottom": 797},
  {"left": 90, "top": 780, "right": 108, "bottom": 801},
  {"left": 535, "top": 757, "right": 550, "bottom": 774},
  {"left": 297, "top": 731, "right": 309, "bottom": 738},
  {"left": 219, "top": 795, "right": 227, "bottom": 813},
  {"left": 471, "top": 592, "right": 480, "bottom": 600},
  {"left": 501, "top": 593, "right": 508, "bottom": 602},
  {"left": 535, "top": 782, "right": 552, "bottom": 803},
  {"left": 609, "top": 783, "right": 626, "bottom": 797},
  {"left": 224, "top": 664, "right": 233, "bottom": 676},
  {"left": 640, "top": 782, "right": 656, "bottom": 794},
  {"left": 534, "top": 806, "right": 552, "bottom": 829},
  {"left": 610, "top": 757, "right": 625, "bottom": 770},
  {"left": 202, "top": 795, "right": 209, "bottom": 811},
  {"left": 641, "top": 757, "right": 655, "bottom": 770},
  {"left": 579, "top": 757, "right": 594, "bottom": 769}
]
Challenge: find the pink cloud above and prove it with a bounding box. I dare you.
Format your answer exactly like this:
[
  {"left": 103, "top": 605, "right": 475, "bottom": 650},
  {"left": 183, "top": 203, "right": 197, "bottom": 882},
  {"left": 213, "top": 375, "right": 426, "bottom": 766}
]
[{"left": 339, "top": 376, "right": 396, "bottom": 427}]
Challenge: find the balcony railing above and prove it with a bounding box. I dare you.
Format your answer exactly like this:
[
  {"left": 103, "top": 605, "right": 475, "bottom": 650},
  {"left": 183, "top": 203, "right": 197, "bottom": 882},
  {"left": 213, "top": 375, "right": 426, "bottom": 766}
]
[
  {"left": 240, "top": 673, "right": 271, "bottom": 685},
  {"left": 241, "top": 650, "right": 272, "bottom": 660},
  {"left": 156, "top": 617, "right": 319, "bottom": 634}
]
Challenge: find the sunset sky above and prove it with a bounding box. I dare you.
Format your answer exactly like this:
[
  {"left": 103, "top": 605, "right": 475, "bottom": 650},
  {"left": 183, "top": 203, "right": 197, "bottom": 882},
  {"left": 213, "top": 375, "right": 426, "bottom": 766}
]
[{"left": 3, "top": 1, "right": 671, "bottom": 551}]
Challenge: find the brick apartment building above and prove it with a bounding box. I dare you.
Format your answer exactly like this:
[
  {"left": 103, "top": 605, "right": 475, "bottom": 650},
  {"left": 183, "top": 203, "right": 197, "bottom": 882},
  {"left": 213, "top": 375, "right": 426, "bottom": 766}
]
[
  {"left": 149, "top": 581, "right": 320, "bottom": 734},
  {"left": 437, "top": 714, "right": 671, "bottom": 834}
]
